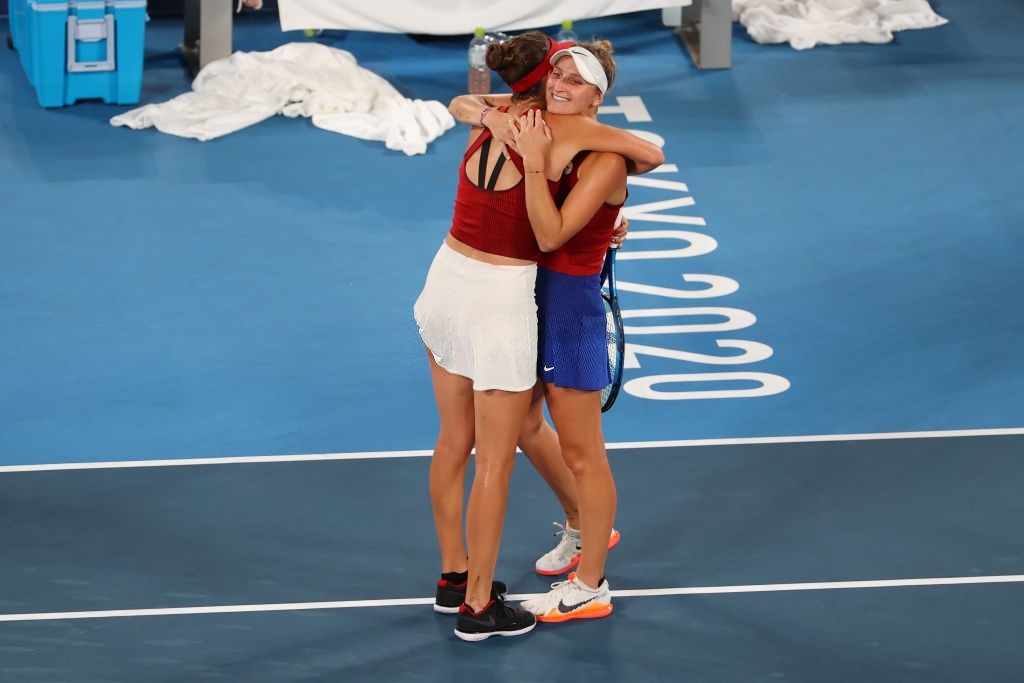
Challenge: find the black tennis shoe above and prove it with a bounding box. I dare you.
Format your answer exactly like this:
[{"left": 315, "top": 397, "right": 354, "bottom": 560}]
[
  {"left": 434, "top": 576, "right": 508, "bottom": 614},
  {"left": 453, "top": 593, "right": 536, "bottom": 641}
]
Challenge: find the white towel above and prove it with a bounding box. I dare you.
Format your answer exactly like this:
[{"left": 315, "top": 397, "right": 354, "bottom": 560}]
[
  {"left": 110, "top": 42, "right": 455, "bottom": 155},
  {"left": 732, "top": 0, "right": 949, "bottom": 50}
]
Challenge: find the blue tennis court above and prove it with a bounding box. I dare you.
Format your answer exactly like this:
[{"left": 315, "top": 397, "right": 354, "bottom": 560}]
[{"left": 2, "top": 1, "right": 1023, "bottom": 680}]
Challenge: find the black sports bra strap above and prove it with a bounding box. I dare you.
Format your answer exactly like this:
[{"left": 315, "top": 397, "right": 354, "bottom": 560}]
[
  {"left": 477, "top": 137, "right": 491, "bottom": 187},
  {"left": 467, "top": 108, "right": 525, "bottom": 189},
  {"left": 485, "top": 154, "right": 506, "bottom": 190},
  {"left": 475, "top": 136, "right": 509, "bottom": 190}
]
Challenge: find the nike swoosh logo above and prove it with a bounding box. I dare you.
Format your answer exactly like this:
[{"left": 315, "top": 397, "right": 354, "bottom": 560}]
[
  {"left": 543, "top": 366, "right": 555, "bottom": 372},
  {"left": 557, "top": 594, "right": 600, "bottom": 613}
]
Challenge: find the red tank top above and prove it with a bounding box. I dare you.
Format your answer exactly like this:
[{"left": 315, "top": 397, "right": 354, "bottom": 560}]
[
  {"left": 540, "top": 151, "right": 626, "bottom": 276},
  {"left": 448, "top": 124, "right": 560, "bottom": 261}
]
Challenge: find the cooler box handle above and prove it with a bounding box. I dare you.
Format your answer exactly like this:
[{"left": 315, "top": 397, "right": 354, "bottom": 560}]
[{"left": 66, "top": 14, "right": 116, "bottom": 73}]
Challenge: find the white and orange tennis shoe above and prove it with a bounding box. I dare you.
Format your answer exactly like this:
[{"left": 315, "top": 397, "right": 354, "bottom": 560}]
[
  {"left": 520, "top": 572, "right": 613, "bottom": 623},
  {"left": 535, "top": 521, "right": 621, "bottom": 576}
]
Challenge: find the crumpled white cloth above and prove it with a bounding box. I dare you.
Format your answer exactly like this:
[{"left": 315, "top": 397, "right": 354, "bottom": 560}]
[
  {"left": 732, "top": 0, "right": 949, "bottom": 50},
  {"left": 110, "top": 42, "right": 455, "bottom": 155}
]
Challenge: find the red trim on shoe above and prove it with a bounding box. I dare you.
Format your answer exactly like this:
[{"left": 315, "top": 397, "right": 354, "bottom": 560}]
[{"left": 459, "top": 599, "right": 496, "bottom": 616}]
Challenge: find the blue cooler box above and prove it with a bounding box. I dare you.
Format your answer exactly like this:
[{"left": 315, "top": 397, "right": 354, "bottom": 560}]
[{"left": 12, "top": 0, "right": 147, "bottom": 107}]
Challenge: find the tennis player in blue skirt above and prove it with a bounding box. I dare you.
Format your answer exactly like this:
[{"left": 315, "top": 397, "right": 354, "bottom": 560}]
[{"left": 512, "top": 41, "right": 628, "bottom": 623}]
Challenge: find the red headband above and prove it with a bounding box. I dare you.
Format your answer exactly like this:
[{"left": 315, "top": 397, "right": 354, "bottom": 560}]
[{"left": 509, "top": 38, "right": 573, "bottom": 93}]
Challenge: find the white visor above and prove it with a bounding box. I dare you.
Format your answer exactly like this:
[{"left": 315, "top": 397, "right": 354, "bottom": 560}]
[{"left": 549, "top": 46, "right": 608, "bottom": 94}]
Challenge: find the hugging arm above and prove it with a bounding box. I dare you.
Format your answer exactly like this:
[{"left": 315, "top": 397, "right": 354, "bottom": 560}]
[
  {"left": 448, "top": 93, "right": 513, "bottom": 126},
  {"left": 558, "top": 115, "right": 664, "bottom": 175},
  {"left": 449, "top": 94, "right": 517, "bottom": 156},
  {"left": 448, "top": 96, "right": 664, "bottom": 174}
]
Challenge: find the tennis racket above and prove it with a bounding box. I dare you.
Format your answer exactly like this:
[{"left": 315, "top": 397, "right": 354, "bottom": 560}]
[{"left": 600, "top": 245, "right": 625, "bottom": 412}]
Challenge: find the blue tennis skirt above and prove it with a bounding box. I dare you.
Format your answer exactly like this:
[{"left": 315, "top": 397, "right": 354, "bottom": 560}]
[{"left": 536, "top": 266, "right": 610, "bottom": 391}]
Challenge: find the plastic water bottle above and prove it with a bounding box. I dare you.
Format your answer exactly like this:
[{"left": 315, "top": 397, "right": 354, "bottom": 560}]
[
  {"left": 468, "top": 27, "right": 491, "bottom": 95},
  {"left": 557, "top": 20, "right": 577, "bottom": 43}
]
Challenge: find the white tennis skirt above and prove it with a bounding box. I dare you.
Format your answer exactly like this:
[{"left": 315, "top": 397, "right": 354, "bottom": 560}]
[{"left": 414, "top": 242, "right": 538, "bottom": 392}]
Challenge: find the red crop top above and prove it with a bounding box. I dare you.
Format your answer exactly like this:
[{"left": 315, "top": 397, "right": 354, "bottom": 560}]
[
  {"left": 448, "top": 123, "right": 561, "bottom": 262},
  {"left": 540, "top": 151, "right": 626, "bottom": 276}
]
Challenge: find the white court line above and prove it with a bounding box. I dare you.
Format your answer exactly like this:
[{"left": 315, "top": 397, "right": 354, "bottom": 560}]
[
  {"left": 2, "top": 427, "right": 1023, "bottom": 473},
  {"left": 2, "top": 574, "right": 1023, "bottom": 623}
]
